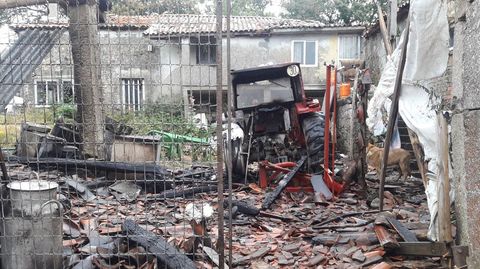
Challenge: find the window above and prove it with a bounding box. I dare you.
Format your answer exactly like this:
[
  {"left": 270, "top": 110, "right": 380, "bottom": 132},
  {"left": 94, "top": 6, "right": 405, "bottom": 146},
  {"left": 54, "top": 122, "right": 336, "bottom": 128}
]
[
  {"left": 35, "top": 80, "right": 74, "bottom": 106},
  {"left": 338, "top": 35, "right": 361, "bottom": 60},
  {"left": 236, "top": 77, "right": 294, "bottom": 109},
  {"left": 291, "top": 40, "right": 318, "bottom": 67},
  {"left": 121, "top": 78, "right": 144, "bottom": 111},
  {"left": 191, "top": 36, "right": 217, "bottom": 65}
]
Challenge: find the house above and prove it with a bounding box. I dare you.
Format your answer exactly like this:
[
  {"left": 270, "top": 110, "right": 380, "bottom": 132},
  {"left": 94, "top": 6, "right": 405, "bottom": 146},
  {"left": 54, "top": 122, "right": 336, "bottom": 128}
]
[{"left": 2, "top": 13, "right": 365, "bottom": 115}]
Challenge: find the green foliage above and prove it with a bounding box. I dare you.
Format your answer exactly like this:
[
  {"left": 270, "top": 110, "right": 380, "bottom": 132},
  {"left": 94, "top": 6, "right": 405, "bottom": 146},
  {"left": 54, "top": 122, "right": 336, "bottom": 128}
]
[
  {"left": 111, "top": 103, "right": 212, "bottom": 139},
  {"left": 110, "top": 0, "right": 199, "bottom": 15},
  {"left": 230, "top": 0, "right": 269, "bottom": 16},
  {"left": 282, "top": 0, "right": 388, "bottom": 25},
  {"left": 51, "top": 103, "right": 76, "bottom": 120}
]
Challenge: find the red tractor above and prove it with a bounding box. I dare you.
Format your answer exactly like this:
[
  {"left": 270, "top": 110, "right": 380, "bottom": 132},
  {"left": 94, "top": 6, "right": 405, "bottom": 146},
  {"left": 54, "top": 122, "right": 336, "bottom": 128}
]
[{"left": 228, "top": 63, "right": 326, "bottom": 176}]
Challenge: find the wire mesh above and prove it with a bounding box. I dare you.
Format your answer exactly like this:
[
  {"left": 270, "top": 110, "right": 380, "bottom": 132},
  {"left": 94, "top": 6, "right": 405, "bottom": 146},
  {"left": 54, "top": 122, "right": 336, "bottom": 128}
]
[{"left": 0, "top": 1, "right": 226, "bottom": 268}]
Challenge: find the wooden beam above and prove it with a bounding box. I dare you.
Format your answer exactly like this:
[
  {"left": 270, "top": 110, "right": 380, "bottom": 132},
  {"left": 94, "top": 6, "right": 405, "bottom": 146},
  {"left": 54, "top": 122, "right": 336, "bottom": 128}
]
[
  {"left": 262, "top": 156, "right": 306, "bottom": 209},
  {"left": 437, "top": 113, "right": 453, "bottom": 242},
  {"left": 407, "top": 128, "right": 428, "bottom": 187},
  {"left": 386, "top": 217, "right": 418, "bottom": 242},
  {"left": 390, "top": 242, "right": 449, "bottom": 257},
  {"left": 376, "top": 1, "right": 393, "bottom": 56},
  {"left": 379, "top": 19, "right": 410, "bottom": 211},
  {"left": 122, "top": 219, "right": 196, "bottom": 269}
]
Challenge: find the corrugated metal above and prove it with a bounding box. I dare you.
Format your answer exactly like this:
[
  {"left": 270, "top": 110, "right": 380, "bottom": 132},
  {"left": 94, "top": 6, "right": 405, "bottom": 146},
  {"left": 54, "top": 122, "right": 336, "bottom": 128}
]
[{"left": 0, "top": 28, "right": 65, "bottom": 109}]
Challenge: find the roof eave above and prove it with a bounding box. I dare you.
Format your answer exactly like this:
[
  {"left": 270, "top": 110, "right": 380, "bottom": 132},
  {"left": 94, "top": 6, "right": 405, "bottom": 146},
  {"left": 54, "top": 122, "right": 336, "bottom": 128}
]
[
  {"left": 270, "top": 26, "right": 365, "bottom": 35},
  {"left": 144, "top": 26, "right": 365, "bottom": 38}
]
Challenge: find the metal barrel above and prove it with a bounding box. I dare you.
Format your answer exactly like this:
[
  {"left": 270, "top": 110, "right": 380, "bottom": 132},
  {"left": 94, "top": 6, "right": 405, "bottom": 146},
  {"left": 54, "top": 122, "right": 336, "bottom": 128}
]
[{"left": 1, "top": 180, "right": 63, "bottom": 269}]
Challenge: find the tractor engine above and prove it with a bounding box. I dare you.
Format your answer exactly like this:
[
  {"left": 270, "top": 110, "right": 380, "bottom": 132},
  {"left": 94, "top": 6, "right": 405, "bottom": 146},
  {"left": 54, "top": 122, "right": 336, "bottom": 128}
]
[{"left": 242, "top": 106, "right": 301, "bottom": 164}]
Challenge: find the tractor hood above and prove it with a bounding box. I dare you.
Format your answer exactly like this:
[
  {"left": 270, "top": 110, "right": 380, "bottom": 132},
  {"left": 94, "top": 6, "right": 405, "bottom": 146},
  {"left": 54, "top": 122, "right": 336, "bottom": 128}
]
[{"left": 231, "top": 63, "right": 304, "bottom": 110}]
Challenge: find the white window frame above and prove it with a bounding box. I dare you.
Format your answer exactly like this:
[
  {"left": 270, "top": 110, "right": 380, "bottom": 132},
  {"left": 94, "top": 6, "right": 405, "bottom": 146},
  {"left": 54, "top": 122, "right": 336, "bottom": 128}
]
[
  {"left": 34, "top": 79, "right": 75, "bottom": 107},
  {"left": 337, "top": 34, "right": 362, "bottom": 60},
  {"left": 290, "top": 40, "right": 318, "bottom": 67},
  {"left": 121, "top": 78, "right": 145, "bottom": 111}
]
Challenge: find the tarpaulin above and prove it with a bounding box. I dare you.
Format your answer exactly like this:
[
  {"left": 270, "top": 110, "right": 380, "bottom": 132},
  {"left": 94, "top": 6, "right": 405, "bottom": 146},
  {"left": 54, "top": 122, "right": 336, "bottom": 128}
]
[{"left": 366, "top": 0, "right": 451, "bottom": 241}]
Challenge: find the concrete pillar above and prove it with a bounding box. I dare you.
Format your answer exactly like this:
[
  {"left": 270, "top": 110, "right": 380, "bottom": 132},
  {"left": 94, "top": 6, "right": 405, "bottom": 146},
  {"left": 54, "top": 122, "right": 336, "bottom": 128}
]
[{"left": 452, "top": 0, "right": 480, "bottom": 266}]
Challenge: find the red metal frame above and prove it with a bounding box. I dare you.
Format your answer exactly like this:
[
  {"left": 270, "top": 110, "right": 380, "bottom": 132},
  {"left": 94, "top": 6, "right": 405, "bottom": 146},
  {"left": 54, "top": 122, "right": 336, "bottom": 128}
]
[
  {"left": 258, "top": 161, "right": 314, "bottom": 192},
  {"left": 256, "top": 66, "right": 345, "bottom": 195},
  {"left": 324, "top": 66, "right": 344, "bottom": 195}
]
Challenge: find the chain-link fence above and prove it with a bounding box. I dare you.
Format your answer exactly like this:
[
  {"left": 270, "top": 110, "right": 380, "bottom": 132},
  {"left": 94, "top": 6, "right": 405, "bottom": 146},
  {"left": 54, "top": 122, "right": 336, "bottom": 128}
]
[
  {"left": 0, "top": 0, "right": 229, "bottom": 268},
  {"left": 0, "top": 0, "right": 396, "bottom": 268}
]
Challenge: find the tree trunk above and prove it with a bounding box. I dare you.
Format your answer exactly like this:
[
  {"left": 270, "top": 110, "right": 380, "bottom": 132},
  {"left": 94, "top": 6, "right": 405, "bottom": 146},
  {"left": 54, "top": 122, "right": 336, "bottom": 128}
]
[{"left": 68, "top": 1, "right": 105, "bottom": 159}]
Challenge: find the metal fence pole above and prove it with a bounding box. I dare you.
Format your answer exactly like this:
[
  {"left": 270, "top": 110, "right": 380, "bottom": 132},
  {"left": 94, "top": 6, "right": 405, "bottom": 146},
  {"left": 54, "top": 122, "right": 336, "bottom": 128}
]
[
  {"left": 215, "top": 0, "right": 225, "bottom": 268},
  {"left": 226, "top": 0, "right": 233, "bottom": 265}
]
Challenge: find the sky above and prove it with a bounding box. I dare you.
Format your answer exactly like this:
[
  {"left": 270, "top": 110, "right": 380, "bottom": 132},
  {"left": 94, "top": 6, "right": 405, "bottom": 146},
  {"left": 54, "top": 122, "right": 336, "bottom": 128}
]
[{"left": 265, "top": 0, "right": 286, "bottom": 16}]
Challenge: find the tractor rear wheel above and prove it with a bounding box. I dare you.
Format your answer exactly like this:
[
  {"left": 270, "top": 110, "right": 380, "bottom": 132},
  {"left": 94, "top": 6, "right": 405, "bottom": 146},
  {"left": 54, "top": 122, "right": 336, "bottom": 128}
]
[{"left": 302, "top": 112, "right": 326, "bottom": 172}]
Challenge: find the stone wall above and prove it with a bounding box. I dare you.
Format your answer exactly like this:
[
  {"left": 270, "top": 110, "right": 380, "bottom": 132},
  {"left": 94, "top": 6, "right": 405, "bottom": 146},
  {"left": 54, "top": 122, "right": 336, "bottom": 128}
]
[
  {"left": 451, "top": 0, "right": 480, "bottom": 267},
  {"left": 363, "top": 18, "right": 408, "bottom": 85}
]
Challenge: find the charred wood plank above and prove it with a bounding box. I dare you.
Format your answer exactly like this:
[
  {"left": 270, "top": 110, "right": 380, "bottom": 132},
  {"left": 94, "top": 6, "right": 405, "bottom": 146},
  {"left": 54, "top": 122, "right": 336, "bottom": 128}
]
[
  {"left": 262, "top": 156, "right": 306, "bottom": 210},
  {"left": 389, "top": 242, "right": 449, "bottom": 257},
  {"left": 122, "top": 219, "right": 195, "bottom": 269},
  {"left": 227, "top": 200, "right": 260, "bottom": 216},
  {"left": 374, "top": 225, "right": 400, "bottom": 249},
  {"left": 10, "top": 157, "right": 169, "bottom": 177},
  {"left": 386, "top": 217, "right": 418, "bottom": 242},
  {"left": 312, "top": 232, "right": 379, "bottom": 246},
  {"left": 144, "top": 185, "right": 217, "bottom": 201}
]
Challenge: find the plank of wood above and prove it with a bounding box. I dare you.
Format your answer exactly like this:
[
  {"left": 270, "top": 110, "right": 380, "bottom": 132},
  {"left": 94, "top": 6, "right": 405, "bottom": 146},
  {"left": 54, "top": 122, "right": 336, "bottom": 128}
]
[
  {"left": 390, "top": 242, "right": 449, "bottom": 257},
  {"left": 312, "top": 232, "right": 379, "bottom": 247},
  {"left": 374, "top": 225, "right": 400, "bottom": 249},
  {"left": 122, "top": 219, "right": 195, "bottom": 269},
  {"left": 407, "top": 128, "right": 428, "bottom": 187},
  {"left": 386, "top": 217, "right": 418, "bottom": 242},
  {"left": 262, "top": 156, "right": 306, "bottom": 209},
  {"left": 144, "top": 185, "right": 217, "bottom": 201},
  {"left": 227, "top": 200, "right": 260, "bottom": 216},
  {"left": 376, "top": 2, "right": 393, "bottom": 56},
  {"left": 378, "top": 18, "right": 411, "bottom": 211},
  {"left": 437, "top": 113, "right": 453, "bottom": 242}
]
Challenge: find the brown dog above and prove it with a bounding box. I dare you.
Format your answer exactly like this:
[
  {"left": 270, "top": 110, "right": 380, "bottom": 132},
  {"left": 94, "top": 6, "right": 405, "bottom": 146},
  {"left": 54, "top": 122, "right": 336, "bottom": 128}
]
[{"left": 367, "top": 143, "right": 411, "bottom": 180}]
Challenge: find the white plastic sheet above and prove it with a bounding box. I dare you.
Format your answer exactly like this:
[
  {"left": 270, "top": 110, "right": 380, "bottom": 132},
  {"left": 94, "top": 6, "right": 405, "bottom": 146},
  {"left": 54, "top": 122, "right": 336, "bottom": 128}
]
[{"left": 366, "top": 0, "right": 450, "bottom": 241}]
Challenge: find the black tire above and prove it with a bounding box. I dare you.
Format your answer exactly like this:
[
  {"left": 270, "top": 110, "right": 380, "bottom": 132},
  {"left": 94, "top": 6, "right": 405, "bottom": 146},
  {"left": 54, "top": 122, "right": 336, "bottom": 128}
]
[
  {"left": 302, "top": 112, "right": 325, "bottom": 172},
  {"left": 225, "top": 138, "right": 246, "bottom": 176}
]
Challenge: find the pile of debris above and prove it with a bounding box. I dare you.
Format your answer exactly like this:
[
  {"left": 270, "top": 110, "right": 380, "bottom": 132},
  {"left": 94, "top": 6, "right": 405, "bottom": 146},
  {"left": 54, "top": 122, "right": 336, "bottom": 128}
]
[{"left": 2, "top": 157, "right": 446, "bottom": 269}]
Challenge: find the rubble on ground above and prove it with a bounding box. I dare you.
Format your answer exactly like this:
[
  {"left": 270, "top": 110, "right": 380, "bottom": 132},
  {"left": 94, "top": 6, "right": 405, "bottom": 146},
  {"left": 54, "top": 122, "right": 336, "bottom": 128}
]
[{"left": 3, "top": 158, "right": 444, "bottom": 269}]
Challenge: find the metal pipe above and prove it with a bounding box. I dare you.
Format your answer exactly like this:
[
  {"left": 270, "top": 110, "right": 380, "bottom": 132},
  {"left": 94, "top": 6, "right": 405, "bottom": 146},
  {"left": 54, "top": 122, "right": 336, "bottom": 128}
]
[{"left": 324, "top": 66, "right": 331, "bottom": 185}]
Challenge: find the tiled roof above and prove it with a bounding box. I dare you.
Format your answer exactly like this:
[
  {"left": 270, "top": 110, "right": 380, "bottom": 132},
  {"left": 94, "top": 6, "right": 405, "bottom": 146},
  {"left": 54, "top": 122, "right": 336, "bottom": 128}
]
[
  {"left": 141, "top": 14, "right": 325, "bottom": 35},
  {"left": 103, "top": 14, "right": 158, "bottom": 29},
  {"left": 142, "top": 14, "right": 326, "bottom": 35},
  {"left": 9, "top": 14, "right": 364, "bottom": 35}
]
